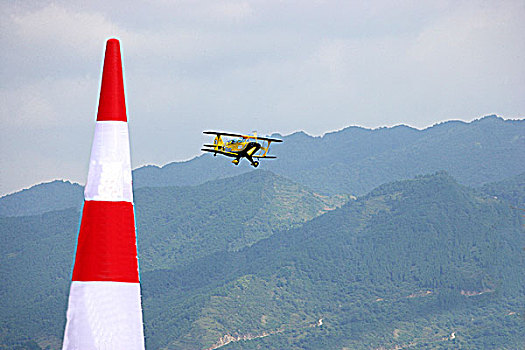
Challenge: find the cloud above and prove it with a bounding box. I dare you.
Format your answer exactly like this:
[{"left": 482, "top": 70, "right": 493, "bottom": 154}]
[
  {"left": 404, "top": 1, "right": 525, "bottom": 119},
  {"left": 0, "top": 75, "right": 98, "bottom": 128},
  {"left": 10, "top": 4, "right": 114, "bottom": 54},
  {"left": 410, "top": 1, "right": 525, "bottom": 72},
  {"left": 1, "top": 1, "right": 524, "bottom": 195},
  {"left": 1, "top": 3, "right": 133, "bottom": 88},
  {"left": 206, "top": 1, "right": 253, "bottom": 21}
]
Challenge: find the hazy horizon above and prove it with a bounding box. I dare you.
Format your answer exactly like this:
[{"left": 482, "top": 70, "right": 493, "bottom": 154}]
[{"left": 2, "top": 114, "right": 522, "bottom": 198}]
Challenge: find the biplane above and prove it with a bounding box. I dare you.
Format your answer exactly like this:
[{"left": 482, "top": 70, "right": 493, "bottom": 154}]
[{"left": 202, "top": 131, "right": 282, "bottom": 167}]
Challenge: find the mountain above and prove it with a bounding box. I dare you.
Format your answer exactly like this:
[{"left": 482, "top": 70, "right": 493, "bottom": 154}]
[
  {"left": 1, "top": 172, "right": 522, "bottom": 349},
  {"left": 134, "top": 116, "right": 525, "bottom": 195},
  {"left": 0, "top": 181, "right": 83, "bottom": 217},
  {"left": 0, "top": 115, "right": 523, "bottom": 349},
  {"left": 0, "top": 171, "right": 346, "bottom": 348},
  {"left": 1, "top": 116, "right": 522, "bottom": 218},
  {"left": 140, "top": 172, "right": 524, "bottom": 349}
]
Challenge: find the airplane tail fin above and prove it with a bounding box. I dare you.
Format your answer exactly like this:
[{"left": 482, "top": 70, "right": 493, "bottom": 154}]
[{"left": 213, "top": 135, "right": 224, "bottom": 150}]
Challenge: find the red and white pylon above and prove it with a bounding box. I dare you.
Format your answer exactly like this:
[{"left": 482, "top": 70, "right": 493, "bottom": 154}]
[{"left": 62, "top": 39, "right": 145, "bottom": 350}]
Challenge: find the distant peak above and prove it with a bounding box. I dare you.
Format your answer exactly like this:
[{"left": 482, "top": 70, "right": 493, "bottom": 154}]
[
  {"left": 473, "top": 115, "right": 503, "bottom": 123},
  {"left": 287, "top": 130, "right": 314, "bottom": 138},
  {"left": 390, "top": 124, "right": 417, "bottom": 131}
]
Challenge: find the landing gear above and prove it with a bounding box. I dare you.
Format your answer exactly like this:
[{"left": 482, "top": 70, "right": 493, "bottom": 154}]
[{"left": 247, "top": 155, "right": 259, "bottom": 168}]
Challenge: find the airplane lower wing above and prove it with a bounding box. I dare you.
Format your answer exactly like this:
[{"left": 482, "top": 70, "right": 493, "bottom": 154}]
[
  {"left": 252, "top": 155, "right": 277, "bottom": 159},
  {"left": 201, "top": 148, "right": 237, "bottom": 157}
]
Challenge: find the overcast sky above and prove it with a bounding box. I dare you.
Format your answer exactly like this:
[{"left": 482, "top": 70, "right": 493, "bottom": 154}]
[{"left": 1, "top": 0, "right": 524, "bottom": 196}]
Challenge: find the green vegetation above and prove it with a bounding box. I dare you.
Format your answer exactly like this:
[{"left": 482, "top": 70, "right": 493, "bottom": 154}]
[
  {"left": 1, "top": 172, "right": 523, "bottom": 349},
  {"left": 136, "top": 170, "right": 349, "bottom": 271},
  {"left": 0, "top": 209, "right": 78, "bottom": 348},
  {"left": 0, "top": 171, "right": 346, "bottom": 348},
  {"left": 480, "top": 172, "right": 525, "bottom": 208},
  {"left": 139, "top": 172, "right": 524, "bottom": 349}
]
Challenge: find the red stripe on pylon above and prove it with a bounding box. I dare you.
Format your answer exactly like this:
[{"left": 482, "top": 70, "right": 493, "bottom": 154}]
[
  {"left": 97, "top": 39, "right": 127, "bottom": 122},
  {"left": 72, "top": 201, "right": 139, "bottom": 282}
]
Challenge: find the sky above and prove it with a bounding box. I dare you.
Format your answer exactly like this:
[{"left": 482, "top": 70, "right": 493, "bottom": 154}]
[{"left": 1, "top": 0, "right": 524, "bottom": 196}]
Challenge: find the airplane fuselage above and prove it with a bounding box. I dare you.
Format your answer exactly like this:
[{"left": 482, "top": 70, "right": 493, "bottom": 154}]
[
  {"left": 224, "top": 141, "right": 260, "bottom": 154},
  {"left": 225, "top": 141, "right": 261, "bottom": 166}
]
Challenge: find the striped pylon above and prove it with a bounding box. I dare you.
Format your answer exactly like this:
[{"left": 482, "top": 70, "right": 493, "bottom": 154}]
[{"left": 62, "top": 39, "right": 145, "bottom": 350}]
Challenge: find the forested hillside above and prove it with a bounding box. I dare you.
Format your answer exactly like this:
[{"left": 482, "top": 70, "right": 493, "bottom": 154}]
[
  {"left": 135, "top": 171, "right": 348, "bottom": 271},
  {"left": 0, "top": 208, "right": 78, "bottom": 349},
  {"left": 480, "top": 172, "right": 525, "bottom": 208},
  {"left": 139, "top": 173, "right": 523, "bottom": 349},
  {"left": 0, "top": 172, "right": 346, "bottom": 348},
  {"left": 1, "top": 171, "right": 523, "bottom": 349}
]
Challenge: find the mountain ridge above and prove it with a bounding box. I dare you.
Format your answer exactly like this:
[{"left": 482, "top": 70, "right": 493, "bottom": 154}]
[
  {"left": 0, "top": 180, "right": 83, "bottom": 217},
  {"left": 2, "top": 115, "right": 523, "bottom": 218},
  {"left": 133, "top": 115, "right": 524, "bottom": 195}
]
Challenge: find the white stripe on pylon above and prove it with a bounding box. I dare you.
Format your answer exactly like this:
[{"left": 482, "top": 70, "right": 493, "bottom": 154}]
[
  {"left": 62, "top": 281, "right": 145, "bottom": 350},
  {"left": 85, "top": 121, "right": 133, "bottom": 202}
]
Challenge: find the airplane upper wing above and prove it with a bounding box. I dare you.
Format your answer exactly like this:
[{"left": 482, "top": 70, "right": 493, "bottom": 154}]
[
  {"left": 254, "top": 136, "right": 283, "bottom": 142},
  {"left": 203, "top": 131, "right": 246, "bottom": 138},
  {"left": 203, "top": 131, "right": 283, "bottom": 143}
]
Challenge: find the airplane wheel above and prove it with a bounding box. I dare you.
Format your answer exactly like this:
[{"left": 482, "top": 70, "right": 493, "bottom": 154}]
[{"left": 253, "top": 161, "right": 259, "bottom": 167}]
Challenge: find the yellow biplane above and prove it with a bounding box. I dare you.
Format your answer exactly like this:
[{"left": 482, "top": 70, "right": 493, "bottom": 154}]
[{"left": 202, "top": 131, "right": 282, "bottom": 167}]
